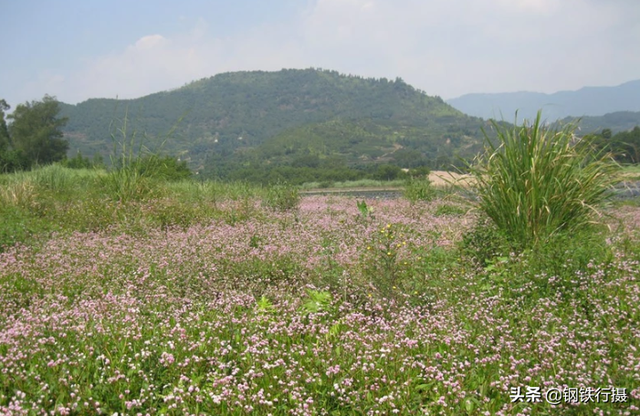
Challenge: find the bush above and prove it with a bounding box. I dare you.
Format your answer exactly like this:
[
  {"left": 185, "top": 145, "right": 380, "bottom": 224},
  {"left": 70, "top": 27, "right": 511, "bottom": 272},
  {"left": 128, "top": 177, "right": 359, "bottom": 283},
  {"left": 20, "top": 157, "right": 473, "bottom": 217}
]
[
  {"left": 0, "top": 149, "right": 30, "bottom": 173},
  {"left": 132, "top": 155, "right": 192, "bottom": 181},
  {"left": 403, "top": 176, "right": 435, "bottom": 202},
  {"left": 468, "top": 111, "right": 618, "bottom": 248},
  {"left": 374, "top": 164, "right": 403, "bottom": 181}
]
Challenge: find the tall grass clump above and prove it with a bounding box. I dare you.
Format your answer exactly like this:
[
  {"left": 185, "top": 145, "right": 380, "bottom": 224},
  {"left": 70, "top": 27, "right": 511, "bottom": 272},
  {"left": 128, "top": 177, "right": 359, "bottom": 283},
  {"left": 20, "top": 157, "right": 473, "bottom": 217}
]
[
  {"left": 262, "top": 181, "right": 300, "bottom": 211},
  {"left": 98, "top": 108, "right": 187, "bottom": 202},
  {"left": 96, "top": 109, "right": 150, "bottom": 203},
  {"left": 469, "top": 111, "right": 619, "bottom": 248}
]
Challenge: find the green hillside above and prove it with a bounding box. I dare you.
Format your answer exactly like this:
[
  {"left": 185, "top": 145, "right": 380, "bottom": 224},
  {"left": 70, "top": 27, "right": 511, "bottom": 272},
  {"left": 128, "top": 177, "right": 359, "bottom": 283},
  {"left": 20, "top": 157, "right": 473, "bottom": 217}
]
[
  {"left": 559, "top": 111, "right": 640, "bottom": 135},
  {"left": 60, "top": 68, "right": 487, "bottom": 182}
]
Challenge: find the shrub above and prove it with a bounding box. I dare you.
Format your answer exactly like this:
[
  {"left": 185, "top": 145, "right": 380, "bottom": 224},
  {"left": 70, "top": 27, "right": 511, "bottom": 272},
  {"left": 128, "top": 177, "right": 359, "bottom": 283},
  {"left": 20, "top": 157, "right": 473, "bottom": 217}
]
[
  {"left": 403, "top": 176, "right": 435, "bottom": 202},
  {"left": 61, "top": 151, "right": 101, "bottom": 170},
  {"left": 468, "top": 111, "right": 618, "bottom": 248}
]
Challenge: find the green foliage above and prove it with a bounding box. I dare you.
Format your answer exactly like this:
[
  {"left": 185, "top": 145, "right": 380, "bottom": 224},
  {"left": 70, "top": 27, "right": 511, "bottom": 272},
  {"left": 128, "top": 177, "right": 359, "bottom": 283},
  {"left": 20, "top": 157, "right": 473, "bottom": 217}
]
[
  {"left": 0, "top": 149, "right": 30, "bottom": 173},
  {"left": 460, "top": 219, "right": 512, "bottom": 267},
  {"left": 525, "top": 231, "right": 614, "bottom": 295},
  {"left": 466, "top": 225, "right": 615, "bottom": 313},
  {"left": 61, "top": 151, "right": 104, "bottom": 170},
  {"left": 356, "top": 200, "right": 374, "bottom": 220},
  {"left": 0, "top": 165, "right": 103, "bottom": 250},
  {"left": 433, "top": 202, "right": 467, "bottom": 216},
  {"left": 373, "top": 164, "right": 403, "bottom": 181},
  {"left": 301, "top": 178, "right": 406, "bottom": 190},
  {"left": 300, "top": 289, "right": 332, "bottom": 314},
  {"left": 261, "top": 182, "right": 300, "bottom": 212},
  {"left": 403, "top": 176, "right": 435, "bottom": 202},
  {"left": 468, "top": 111, "right": 619, "bottom": 248},
  {"left": 0, "top": 168, "right": 639, "bottom": 415},
  {"left": 98, "top": 110, "right": 191, "bottom": 202},
  {"left": 559, "top": 111, "right": 640, "bottom": 136},
  {"left": 0, "top": 205, "right": 49, "bottom": 252},
  {"left": 7, "top": 95, "right": 69, "bottom": 167},
  {"left": 58, "top": 69, "right": 486, "bottom": 182},
  {"left": 0, "top": 99, "right": 10, "bottom": 153},
  {"left": 0, "top": 165, "right": 271, "bottom": 249},
  {"left": 131, "top": 155, "right": 192, "bottom": 181},
  {"left": 586, "top": 126, "right": 640, "bottom": 164},
  {"left": 256, "top": 295, "right": 276, "bottom": 314},
  {"left": 362, "top": 223, "right": 404, "bottom": 297},
  {"left": 100, "top": 165, "right": 153, "bottom": 203}
]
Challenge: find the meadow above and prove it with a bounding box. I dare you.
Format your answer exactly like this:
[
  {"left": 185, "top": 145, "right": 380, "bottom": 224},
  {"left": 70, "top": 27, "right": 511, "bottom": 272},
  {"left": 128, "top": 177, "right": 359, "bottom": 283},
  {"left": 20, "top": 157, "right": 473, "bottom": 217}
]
[{"left": 1, "top": 117, "right": 640, "bottom": 415}]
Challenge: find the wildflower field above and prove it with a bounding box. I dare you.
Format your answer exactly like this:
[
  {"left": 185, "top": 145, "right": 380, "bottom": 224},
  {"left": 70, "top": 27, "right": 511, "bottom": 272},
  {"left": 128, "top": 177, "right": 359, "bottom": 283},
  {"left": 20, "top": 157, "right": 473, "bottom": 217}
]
[
  {"left": 1, "top": 118, "right": 640, "bottom": 415},
  {"left": 0, "top": 184, "right": 639, "bottom": 415}
]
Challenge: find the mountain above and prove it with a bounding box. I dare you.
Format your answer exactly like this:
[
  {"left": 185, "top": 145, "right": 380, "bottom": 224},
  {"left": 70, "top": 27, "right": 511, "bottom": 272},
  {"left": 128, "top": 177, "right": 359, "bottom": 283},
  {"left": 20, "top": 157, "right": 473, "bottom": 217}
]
[
  {"left": 59, "top": 68, "right": 486, "bottom": 181},
  {"left": 559, "top": 111, "right": 640, "bottom": 135},
  {"left": 447, "top": 80, "right": 640, "bottom": 122}
]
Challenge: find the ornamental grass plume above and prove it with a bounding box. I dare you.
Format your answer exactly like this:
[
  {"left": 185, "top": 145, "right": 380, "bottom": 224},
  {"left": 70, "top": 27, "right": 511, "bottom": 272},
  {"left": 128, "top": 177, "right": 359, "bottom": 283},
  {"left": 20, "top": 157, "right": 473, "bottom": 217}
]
[{"left": 469, "top": 111, "right": 619, "bottom": 248}]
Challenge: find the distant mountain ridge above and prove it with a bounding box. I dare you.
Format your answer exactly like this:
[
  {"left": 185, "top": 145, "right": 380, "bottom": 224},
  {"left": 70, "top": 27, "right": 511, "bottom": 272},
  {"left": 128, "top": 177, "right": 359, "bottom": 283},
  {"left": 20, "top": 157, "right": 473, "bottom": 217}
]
[
  {"left": 59, "top": 68, "right": 486, "bottom": 179},
  {"left": 447, "top": 80, "right": 640, "bottom": 122}
]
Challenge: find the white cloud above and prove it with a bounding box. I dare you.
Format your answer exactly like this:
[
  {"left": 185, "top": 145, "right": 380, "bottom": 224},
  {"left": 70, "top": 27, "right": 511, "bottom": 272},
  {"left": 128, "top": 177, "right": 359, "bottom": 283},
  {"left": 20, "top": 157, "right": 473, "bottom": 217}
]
[
  {"left": 31, "top": 0, "right": 640, "bottom": 104},
  {"left": 134, "top": 34, "right": 166, "bottom": 50}
]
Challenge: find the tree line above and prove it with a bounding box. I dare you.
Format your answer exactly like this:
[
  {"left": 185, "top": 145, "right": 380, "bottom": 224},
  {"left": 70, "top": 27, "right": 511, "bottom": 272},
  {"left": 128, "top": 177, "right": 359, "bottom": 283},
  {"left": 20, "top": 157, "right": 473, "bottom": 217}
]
[
  {"left": 2, "top": 91, "right": 639, "bottom": 182},
  {"left": 0, "top": 95, "right": 191, "bottom": 180},
  {"left": 585, "top": 127, "right": 640, "bottom": 164},
  {"left": 0, "top": 95, "right": 69, "bottom": 172}
]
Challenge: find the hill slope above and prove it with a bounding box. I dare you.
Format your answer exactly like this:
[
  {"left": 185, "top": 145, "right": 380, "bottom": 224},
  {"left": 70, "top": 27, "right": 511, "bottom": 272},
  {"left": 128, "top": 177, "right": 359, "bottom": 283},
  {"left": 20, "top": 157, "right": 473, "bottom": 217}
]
[
  {"left": 60, "top": 68, "right": 486, "bottom": 179},
  {"left": 447, "top": 80, "right": 640, "bottom": 122},
  {"left": 561, "top": 111, "right": 640, "bottom": 135}
]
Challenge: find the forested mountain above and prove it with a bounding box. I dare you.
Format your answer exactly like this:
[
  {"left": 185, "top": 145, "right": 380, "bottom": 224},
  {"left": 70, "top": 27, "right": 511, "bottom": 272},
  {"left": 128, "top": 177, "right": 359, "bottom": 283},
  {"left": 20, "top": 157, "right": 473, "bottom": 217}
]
[
  {"left": 447, "top": 80, "right": 640, "bottom": 122},
  {"left": 560, "top": 111, "right": 640, "bottom": 135},
  {"left": 59, "top": 68, "right": 486, "bottom": 182}
]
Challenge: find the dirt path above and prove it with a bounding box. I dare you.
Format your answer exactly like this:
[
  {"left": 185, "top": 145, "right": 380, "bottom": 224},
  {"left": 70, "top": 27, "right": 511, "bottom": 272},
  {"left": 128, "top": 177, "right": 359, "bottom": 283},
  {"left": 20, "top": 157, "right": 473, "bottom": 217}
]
[{"left": 428, "top": 170, "right": 474, "bottom": 187}]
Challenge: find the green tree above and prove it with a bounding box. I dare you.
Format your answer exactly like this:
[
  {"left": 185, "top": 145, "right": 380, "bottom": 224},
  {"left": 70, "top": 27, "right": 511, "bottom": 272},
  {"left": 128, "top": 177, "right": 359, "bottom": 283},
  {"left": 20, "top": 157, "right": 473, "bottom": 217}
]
[
  {"left": 374, "top": 164, "right": 402, "bottom": 181},
  {"left": 0, "top": 99, "right": 30, "bottom": 172},
  {"left": 8, "top": 95, "right": 69, "bottom": 166},
  {"left": 615, "top": 126, "right": 640, "bottom": 164},
  {"left": 0, "top": 99, "right": 10, "bottom": 152}
]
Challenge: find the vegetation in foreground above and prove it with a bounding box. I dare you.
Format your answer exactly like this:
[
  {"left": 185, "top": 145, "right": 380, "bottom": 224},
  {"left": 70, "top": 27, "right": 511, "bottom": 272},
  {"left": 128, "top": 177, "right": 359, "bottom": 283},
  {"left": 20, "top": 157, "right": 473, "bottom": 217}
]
[
  {"left": 468, "top": 111, "right": 618, "bottom": 249},
  {"left": 1, "top": 191, "right": 639, "bottom": 415},
  {"left": 1, "top": 115, "right": 639, "bottom": 415}
]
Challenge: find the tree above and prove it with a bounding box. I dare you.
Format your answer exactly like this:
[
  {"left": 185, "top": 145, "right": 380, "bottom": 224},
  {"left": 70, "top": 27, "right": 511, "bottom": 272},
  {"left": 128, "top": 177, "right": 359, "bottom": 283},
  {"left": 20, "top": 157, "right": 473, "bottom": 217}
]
[
  {"left": 374, "top": 164, "right": 402, "bottom": 181},
  {"left": 0, "top": 99, "right": 10, "bottom": 152},
  {"left": 615, "top": 126, "right": 640, "bottom": 164},
  {"left": 0, "top": 99, "right": 30, "bottom": 172},
  {"left": 7, "top": 95, "right": 69, "bottom": 166}
]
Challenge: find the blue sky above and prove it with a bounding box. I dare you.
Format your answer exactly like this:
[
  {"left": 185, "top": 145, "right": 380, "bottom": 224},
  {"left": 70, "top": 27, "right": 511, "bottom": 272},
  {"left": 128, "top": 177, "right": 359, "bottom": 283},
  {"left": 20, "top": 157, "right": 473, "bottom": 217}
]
[{"left": 1, "top": 0, "right": 639, "bottom": 108}]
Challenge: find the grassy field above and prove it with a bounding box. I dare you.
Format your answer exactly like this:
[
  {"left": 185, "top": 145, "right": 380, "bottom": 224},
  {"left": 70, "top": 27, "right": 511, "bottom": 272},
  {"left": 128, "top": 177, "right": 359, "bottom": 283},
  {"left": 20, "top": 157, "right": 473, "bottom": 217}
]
[{"left": 1, "top": 116, "right": 639, "bottom": 414}]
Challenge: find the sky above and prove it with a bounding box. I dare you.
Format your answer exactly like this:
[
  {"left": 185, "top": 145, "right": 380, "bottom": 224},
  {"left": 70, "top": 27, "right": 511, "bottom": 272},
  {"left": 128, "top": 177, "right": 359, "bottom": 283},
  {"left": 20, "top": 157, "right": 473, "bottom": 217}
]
[{"left": 1, "top": 0, "right": 639, "bottom": 108}]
